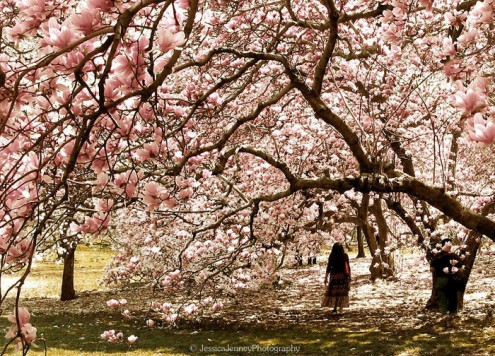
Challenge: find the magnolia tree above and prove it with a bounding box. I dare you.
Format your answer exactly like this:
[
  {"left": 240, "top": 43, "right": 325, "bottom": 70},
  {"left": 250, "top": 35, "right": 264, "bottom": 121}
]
[{"left": 1, "top": 0, "right": 495, "bottom": 351}]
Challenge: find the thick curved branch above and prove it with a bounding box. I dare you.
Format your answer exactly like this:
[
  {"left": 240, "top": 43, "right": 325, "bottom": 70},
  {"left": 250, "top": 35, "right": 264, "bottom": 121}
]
[
  {"left": 212, "top": 146, "right": 297, "bottom": 185},
  {"left": 292, "top": 174, "right": 495, "bottom": 240},
  {"left": 339, "top": 4, "right": 393, "bottom": 23},
  {"left": 312, "top": 0, "right": 339, "bottom": 95},
  {"left": 288, "top": 73, "right": 372, "bottom": 172}
]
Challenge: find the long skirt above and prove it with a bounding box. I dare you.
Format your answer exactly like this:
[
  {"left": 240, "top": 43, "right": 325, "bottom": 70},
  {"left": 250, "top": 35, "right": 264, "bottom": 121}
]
[{"left": 321, "top": 272, "right": 350, "bottom": 308}]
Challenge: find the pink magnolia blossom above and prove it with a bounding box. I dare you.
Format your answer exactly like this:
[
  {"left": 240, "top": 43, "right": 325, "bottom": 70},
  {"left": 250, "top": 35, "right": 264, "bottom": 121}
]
[
  {"left": 443, "top": 59, "right": 464, "bottom": 79},
  {"left": 157, "top": 28, "right": 186, "bottom": 53},
  {"left": 209, "top": 92, "right": 223, "bottom": 106},
  {"left": 151, "top": 302, "right": 162, "bottom": 311},
  {"left": 444, "top": 12, "right": 456, "bottom": 25},
  {"left": 12, "top": 0, "right": 47, "bottom": 35},
  {"left": 466, "top": 113, "right": 495, "bottom": 144},
  {"left": 106, "top": 299, "right": 120, "bottom": 308},
  {"left": 5, "top": 238, "right": 32, "bottom": 264},
  {"left": 70, "top": 8, "right": 102, "bottom": 35},
  {"left": 113, "top": 48, "right": 147, "bottom": 87},
  {"left": 7, "top": 307, "right": 31, "bottom": 327},
  {"left": 96, "top": 199, "right": 114, "bottom": 213},
  {"left": 454, "top": 88, "right": 485, "bottom": 115},
  {"left": 87, "top": 0, "right": 113, "bottom": 11},
  {"left": 127, "top": 335, "right": 138, "bottom": 345},
  {"left": 165, "top": 313, "right": 178, "bottom": 323},
  {"left": 135, "top": 142, "right": 160, "bottom": 161},
  {"left": 202, "top": 170, "right": 212, "bottom": 179},
  {"left": 169, "top": 270, "right": 180, "bottom": 280},
  {"left": 211, "top": 302, "right": 223, "bottom": 312},
  {"left": 184, "top": 303, "right": 198, "bottom": 315},
  {"left": 392, "top": 7, "right": 406, "bottom": 21},
  {"left": 471, "top": 1, "right": 494, "bottom": 24},
  {"left": 143, "top": 181, "right": 169, "bottom": 212},
  {"left": 442, "top": 38, "right": 456, "bottom": 58},
  {"left": 163, "top": 198, "right": 178, "bottom": 209},
  {"left": 113, "top": 170, "right": 142, "bottom": 198},
  {"left": 101, "top": 330, "right": 118, "bottom": 343},
  {"left": 202, "top": 297, "right": 213, "bottom": 305},
  {"left": 42, "top": 18, "right": 75, "bottom": 49},
  {"left": 5, "top": 307, "right": 37, "bottom": 349},
  {"left": 383, "top": 23, "right": 402, "bottom": 44},
  {"left": 76, "top": 213, "right": 110, "bottom": 234},
  {"left": 5, "top": 22, "right": 33, "bottom": 42},
  {"left": 469, "top": 76, "right": 490, "bottom": 94},
  {"left": 177, "top": 188, "right": 193, "bottom": 200},
  {"left": 458, "top": 29, "right": 478, "bottom": 46}
]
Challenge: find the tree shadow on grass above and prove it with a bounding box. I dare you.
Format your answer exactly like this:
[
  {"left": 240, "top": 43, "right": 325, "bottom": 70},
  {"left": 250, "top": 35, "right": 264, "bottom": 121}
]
[
  {"left": 1, "top": 310, "right": 493, "bottom": 355},
  {"left": 3, "top": 256, "right": 495, "bottom": 355}
]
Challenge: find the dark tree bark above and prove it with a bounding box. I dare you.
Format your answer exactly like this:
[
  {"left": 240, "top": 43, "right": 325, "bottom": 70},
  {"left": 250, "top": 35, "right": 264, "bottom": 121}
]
[
  {"left": 370, "top": 197, "right": 394, "bottom": 279},
  {"left": 356, "top": 226, "right": 366, "bottom": 258},
  {"left": 426, "top": 202, "right": 493, "bottom": 310},
  {"left": 426, "top": 235, "right": 480, "bottom": 311},
  {"left": 290, "top": 174, "right": 495, "bottom": 240},
  {"left": 61, "top": 246, "right": 77, "bottom": 301},
  {"left": 425, "top": 270, "right": 439, "bottom": 310},
  {"left": 358, "top": 194, "right": 377, "bottom": 256}
]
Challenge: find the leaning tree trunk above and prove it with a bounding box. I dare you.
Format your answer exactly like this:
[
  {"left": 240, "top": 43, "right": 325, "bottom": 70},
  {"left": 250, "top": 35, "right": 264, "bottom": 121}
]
[
  {"left": 425, "top": 270, "right": 439, "bottom": 310},
  {"left": 425, "top": 233, "right": 481, "bottom": 311},
  {"left": 359, "top": 204, "right": 379, "bottom": 279},
  {"left": 356, "top": 226, "right": 366, "bottom": 258},
  {"left": 61, "top": 246, "right": 77, "bottom": 301},
  {"left": 369, "top": 197, "right": 395, "bottom": 280},
  {"left": 358, "top": 194, "right": 377, "bottom": 256}
]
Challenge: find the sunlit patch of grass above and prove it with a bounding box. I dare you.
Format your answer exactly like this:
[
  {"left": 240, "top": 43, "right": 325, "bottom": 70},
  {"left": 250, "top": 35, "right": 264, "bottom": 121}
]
[{"left": 3, "top": 245, "right": 113, "bottom": 299}]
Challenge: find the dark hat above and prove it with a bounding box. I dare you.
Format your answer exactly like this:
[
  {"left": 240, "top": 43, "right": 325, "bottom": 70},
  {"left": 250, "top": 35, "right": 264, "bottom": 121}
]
[{"left": 441, "top": 238, "right": 452, "bottom": 246}]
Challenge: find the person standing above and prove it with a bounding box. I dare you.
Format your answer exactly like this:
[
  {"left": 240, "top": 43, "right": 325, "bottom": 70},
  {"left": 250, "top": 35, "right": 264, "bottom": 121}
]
[
  {"left": 431, "top": 238, "right": 463, "bottom": 314},
  {"left": 307, "top": 241, "right": 318, "bottom": 265},
  {"left": 322, "top": 243, "right": 351, "bottom": 314}
]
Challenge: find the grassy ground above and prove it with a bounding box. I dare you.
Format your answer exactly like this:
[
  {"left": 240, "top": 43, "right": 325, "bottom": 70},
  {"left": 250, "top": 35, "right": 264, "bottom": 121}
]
[
  {"left": 2, "top": 312, "right": 495, "bottom": 355},
  {"left": 1, "top": 244, "right": 113, "bottom": 299},
  {"left": 1, "top": 247, "right": 495, "bottom": 355}
]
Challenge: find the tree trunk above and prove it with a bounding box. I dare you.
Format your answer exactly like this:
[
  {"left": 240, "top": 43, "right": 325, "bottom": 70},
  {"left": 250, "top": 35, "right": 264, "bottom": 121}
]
[
  {"left": 426, "top": 232, "right": 480, "bottom": 311},
  {"left": 425, "top": 270, "right": 439, "bottom": 310},
  {"left": 425, "top": 270, "right": 467, "bottom": 311},
  {"left": 369, "top": 197, "right": 395, "bottom": 280},
  {"left": 356, "top": 226, "right": 366, "bottom": 258},
  {"left": 61, "top": 247, "right": 77, "bottom": 301},
  {"left": 358, "top": 194, "right": 377, "bottom": 256}
]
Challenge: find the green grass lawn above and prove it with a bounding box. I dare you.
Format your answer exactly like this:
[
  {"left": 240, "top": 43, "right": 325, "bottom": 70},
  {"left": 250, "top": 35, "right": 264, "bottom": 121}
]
[
  {"left": 1, "top": 312, "right": 494, "bottom": 355},
  {"left": 3, "top": 244, "right": 113, "bottom": 299},
  {"left": 2, "top": 246, "right": 495, "bottom": 355}
]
